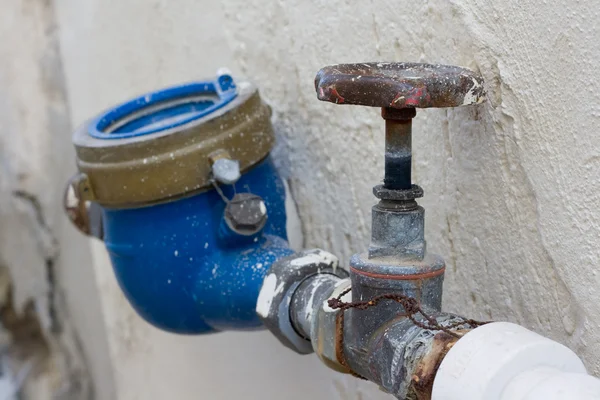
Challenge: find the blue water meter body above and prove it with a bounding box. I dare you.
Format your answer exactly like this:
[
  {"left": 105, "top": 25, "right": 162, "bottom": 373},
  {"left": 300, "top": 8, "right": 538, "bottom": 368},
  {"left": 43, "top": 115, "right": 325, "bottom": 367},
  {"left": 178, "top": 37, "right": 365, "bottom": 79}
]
[
  {"left": 103, "top": 158, "right": 292, "bottom": 334},
  {"left": 68, "top": 73, "right": 293, "bottom": 334}
]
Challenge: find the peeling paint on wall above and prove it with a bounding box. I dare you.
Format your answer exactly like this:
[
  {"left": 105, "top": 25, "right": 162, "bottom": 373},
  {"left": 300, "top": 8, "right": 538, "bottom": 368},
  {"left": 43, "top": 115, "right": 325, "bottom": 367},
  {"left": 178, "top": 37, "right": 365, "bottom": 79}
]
[{"left": 0, "top": 0, "right": 114, "bottom": 398}]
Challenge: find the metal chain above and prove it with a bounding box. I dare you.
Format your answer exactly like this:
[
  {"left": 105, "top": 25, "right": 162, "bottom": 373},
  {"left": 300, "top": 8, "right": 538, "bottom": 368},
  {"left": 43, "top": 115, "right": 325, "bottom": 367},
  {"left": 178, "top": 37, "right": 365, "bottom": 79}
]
[{"left": 327, "top": 288, "right": 489, "bottom": 339}]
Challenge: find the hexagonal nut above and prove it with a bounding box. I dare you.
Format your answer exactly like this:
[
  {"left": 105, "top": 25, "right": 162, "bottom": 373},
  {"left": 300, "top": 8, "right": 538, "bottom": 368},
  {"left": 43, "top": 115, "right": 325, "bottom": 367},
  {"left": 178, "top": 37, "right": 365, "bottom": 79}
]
[
  {"left": 224, "top": 193, "right": 267, "bottom": 236},
  {"left": 256, "top": 249, "right": 348, "bottom": 354}
]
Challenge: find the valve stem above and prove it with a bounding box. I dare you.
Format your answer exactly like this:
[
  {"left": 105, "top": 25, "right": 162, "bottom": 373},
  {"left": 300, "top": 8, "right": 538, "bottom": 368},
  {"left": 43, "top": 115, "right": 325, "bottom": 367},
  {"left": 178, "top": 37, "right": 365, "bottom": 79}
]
[{"left": 382, "top": 107, "right": 416, "bottom": 191}]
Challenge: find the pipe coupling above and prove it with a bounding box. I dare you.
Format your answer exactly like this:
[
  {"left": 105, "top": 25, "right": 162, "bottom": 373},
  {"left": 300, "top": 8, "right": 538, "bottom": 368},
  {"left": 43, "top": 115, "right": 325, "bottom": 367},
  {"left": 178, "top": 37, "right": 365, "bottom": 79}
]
[{"left": 256, "top": 249, "right": 348, "bottom": 354}]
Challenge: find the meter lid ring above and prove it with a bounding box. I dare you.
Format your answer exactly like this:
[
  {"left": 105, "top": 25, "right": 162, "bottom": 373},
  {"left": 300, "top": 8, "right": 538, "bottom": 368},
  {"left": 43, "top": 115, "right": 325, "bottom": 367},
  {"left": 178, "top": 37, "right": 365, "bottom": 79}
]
[
  {"left": 89, "top": 72, "right": 237, "bottom": 140},
  {"left": 72, "top": 73, "right": 275, "bottom": 208}
]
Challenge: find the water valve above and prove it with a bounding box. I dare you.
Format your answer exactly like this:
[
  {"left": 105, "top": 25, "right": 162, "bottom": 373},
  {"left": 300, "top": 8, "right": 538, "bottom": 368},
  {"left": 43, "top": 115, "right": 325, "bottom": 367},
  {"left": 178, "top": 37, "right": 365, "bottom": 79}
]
[{"left": 315, "top": 62, "right": 486, "bottom": 308}]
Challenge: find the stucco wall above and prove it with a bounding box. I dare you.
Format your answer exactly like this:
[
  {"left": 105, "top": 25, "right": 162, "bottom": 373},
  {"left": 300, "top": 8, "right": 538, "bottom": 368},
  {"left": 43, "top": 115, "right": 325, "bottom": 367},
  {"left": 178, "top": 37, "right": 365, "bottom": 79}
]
[
  {"left": 2, "top": 0, "right": 599, "bottom": 398},
  {"left": 0, "top": 0, "right": 113, "bottom": 398},
  {"left": 215, "top": 0, "right": 600, "bottom": 378}
]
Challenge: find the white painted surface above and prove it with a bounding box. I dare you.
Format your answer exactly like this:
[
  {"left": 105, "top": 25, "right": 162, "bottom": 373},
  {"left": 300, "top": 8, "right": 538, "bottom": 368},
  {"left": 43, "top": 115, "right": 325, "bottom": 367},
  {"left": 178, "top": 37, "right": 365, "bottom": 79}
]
[
  {"left": 255, "top": 274, "right": 280, "bottom": 318},
  {"left": 1, "top": 0, "right": 599, "bottom": 399},
  {"left": 505, "top": 371, "right": 600, "bottom": 400},
  {"left": 432, "top": 322, "right": 600, "bottom": 400}
]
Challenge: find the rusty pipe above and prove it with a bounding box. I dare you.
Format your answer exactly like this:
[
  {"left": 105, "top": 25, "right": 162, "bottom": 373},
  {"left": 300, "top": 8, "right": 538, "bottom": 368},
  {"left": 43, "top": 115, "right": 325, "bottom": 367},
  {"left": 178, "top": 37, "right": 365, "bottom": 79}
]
[{"left": 288, "top": 274, "right": 474, "bottom": 399}]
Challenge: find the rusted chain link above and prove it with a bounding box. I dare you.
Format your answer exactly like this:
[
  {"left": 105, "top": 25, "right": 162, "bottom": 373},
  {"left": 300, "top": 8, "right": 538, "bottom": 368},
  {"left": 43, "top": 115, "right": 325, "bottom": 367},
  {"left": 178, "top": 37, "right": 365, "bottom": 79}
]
[
  {"left": 328, "top": 287, "right": 488, "bottom": 339},
  {"left": 328, "top": 287, "right": 490, "bottom": 379}
]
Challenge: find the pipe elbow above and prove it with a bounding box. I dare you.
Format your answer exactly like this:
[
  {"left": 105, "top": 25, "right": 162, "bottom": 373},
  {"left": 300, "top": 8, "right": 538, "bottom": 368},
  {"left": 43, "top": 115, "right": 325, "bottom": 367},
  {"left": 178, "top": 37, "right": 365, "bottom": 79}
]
[
  {"left": 103, "top": 157, "right": 294, "bottom": 334},
  {"left": 201, "top": 234, "right": 293, "bottom": 331},
  {"left": 110, "top": 233, "right": 292, "bottom": 334}
]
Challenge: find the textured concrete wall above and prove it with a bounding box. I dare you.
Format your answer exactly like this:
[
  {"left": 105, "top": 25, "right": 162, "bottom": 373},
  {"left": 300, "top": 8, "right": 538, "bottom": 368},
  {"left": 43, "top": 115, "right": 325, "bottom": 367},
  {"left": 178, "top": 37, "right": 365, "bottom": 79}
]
[
  {"left": 2, "top": 0, "right": 599, "bottom": 399},
  {"left": 0, "top": 0, "right": 114, "bottom": 398},
  {"left": 222, "top": 0, "right": 600, "bottom": 378}
]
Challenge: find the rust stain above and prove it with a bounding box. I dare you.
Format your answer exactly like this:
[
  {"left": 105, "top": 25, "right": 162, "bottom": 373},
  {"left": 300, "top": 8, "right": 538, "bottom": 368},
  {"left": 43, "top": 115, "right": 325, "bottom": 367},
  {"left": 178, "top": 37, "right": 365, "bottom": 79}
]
[
  {"left": 334, "top": 311, "right": 345, "bottom": 365},
  {"left": 349, "top": 266, "right": 445, "bottom": 280},
  {"left": 410, "top": 330, "right": 470, "bottom": 400}
]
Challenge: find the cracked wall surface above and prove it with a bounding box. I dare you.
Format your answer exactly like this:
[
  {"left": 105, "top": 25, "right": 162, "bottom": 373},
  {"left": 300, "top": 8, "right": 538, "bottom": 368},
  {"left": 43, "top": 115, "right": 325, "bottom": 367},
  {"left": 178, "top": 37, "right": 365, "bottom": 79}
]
[
  {"left": 4, "top": 0, "right": 599, "bottom": 399},
  {"left": 0, "top": 0, "right": 115, "bottom": 398}
]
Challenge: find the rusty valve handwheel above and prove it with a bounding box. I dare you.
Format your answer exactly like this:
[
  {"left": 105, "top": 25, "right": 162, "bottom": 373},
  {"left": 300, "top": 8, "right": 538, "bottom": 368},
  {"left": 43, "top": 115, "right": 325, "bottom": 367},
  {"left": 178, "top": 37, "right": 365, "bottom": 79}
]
[{"left": 315, "top": 62, "right": 486, "bottom": 196}]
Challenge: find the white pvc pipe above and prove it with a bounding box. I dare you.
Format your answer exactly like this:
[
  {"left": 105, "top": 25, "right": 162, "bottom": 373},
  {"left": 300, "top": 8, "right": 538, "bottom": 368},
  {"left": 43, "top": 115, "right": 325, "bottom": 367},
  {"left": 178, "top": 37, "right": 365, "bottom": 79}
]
[{"left": 432, "top": 322, "right": 600, "bottom": 400}]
